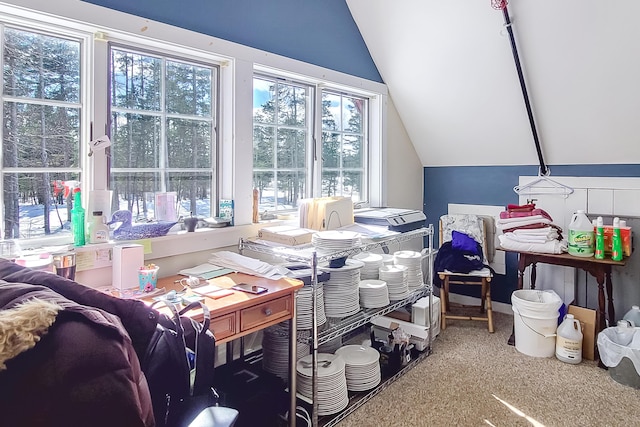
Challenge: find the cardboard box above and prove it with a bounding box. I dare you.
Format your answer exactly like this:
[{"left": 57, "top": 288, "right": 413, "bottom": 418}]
[
  {"left": 412, "top": 296, "right": 441, "bottom": 327},
  {"left": 386, "top": 308, "right": 412, "bottom": 323},
  {"left": 371, "top": 315, "right": 439, "bottom": 351},
  {"left": 568, "top": 305, "right": 597, "bottom": 361},
  {"left": 258, "top": 225, "right": 315, "bottom": 246}
]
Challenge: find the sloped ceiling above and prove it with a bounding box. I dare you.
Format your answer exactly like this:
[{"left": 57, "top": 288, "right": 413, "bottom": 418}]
[{"left": 346, "top": 0, "right": 640, "bottom": 168}]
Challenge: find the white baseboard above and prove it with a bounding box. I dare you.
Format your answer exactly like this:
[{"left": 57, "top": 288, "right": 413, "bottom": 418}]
[{"left": 447, "top": 292, "right": 512, "bottom": 315}]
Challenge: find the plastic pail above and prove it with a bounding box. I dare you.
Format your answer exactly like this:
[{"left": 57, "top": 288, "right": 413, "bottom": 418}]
[{"left": 512, "top": 290, "right": 563, "bottom": 357}]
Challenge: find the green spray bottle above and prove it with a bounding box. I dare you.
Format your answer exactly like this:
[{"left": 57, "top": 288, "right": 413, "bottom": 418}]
[
  {"left": 71, "top": 188, "right": 86, "bottom": 246},
  {"left": 611, "top": 217, "right": 623, "bottom": 261},
  {"left": 594, "top": 216, "right": 605, "bottom": 260}
]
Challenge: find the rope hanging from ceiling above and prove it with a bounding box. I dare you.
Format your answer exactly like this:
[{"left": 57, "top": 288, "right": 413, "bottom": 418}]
[{"left": 491, "top": 0, "right": 549, "bottom": 176}]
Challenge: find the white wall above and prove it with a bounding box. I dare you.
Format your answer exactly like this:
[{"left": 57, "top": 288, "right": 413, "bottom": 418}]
[
  {"left": 385, "top": 96, "right": 424, "bottom": 211},
  {"left": 348, "top": 0, "right": 640, "bottom": 167}
]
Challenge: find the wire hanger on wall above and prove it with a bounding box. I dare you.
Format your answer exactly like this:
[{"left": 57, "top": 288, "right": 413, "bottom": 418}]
[
  {"left": 491, "top": 1, "right": 573, "bottom": 198},
  {"left": 513, "top": 167, "right": 574, "bottom": 198}
]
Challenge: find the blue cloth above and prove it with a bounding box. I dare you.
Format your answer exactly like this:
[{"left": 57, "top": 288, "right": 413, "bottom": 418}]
[{"left": 452, "top": 230, "right": 482, "bottom": 256}]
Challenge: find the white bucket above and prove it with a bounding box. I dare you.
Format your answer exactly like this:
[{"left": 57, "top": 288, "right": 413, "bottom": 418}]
[{"left": 512, "top": 290, "right": 563, "bottom": 358}]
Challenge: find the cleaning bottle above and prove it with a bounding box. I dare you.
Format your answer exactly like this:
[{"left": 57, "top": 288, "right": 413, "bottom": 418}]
[
  {"left": 623, "top": 305, "right": 640, "bottom": 327},
  {"left": 611, "top": 217, "right": 623, "bottom": 261},
  {"left": 568, "top": 210, "right": 594, "bottom": 257},
  {"left": 71, "top": 188, "right": 86, "bottom": 247},
  {"left": 88, "top": 211, "right": 109, "bottom": 244},
  {"left": 594, "top": 216, "right": 605, "bottom": 260},
  {"left": 555, "top": 313, "right": 583, "bottom": 364}
]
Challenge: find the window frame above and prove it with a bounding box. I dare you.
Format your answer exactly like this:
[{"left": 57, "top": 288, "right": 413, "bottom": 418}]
[
  {"left": 105, "top": 42, "right": 221, "bottom": 221},
  {"left": 253, "top": 69, "right": 378, "bottom": 213}
]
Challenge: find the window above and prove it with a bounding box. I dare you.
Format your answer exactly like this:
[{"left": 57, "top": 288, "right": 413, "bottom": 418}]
[
  {"left": 252, "top": 76, "right": 312, "bottom": 212},
  {"left": 1, "top": 26, "right": 82, "bottom": 240},
  {"left": 252, "top": 76, "right": 370, "bottom": 213},
  {"left": 321, "top": 91, "right": 367, "bottom": 202},
  {"left": 109, "top": 46, "right": 218, "bottom": 221}
]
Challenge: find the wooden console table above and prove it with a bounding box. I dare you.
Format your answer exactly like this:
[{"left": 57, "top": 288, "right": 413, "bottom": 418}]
[
  {"left": 507, "top": 250, "right": 626, "bottom": 332},
  {"left": 155, "top": 272, "right": 303, "bottom": 427}
]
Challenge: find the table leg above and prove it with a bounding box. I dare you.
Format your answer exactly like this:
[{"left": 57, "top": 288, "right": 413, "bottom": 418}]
[
  {"left": 289, "top": 297, "right": 297, "bottom": 427},
  {"left": 508, "top": 255, "right": 528, "bottom": 346},
  {"left": 605, "top": 266, "right": 615, "bottom": 328},
  {"left": 597, "top": 277, "right": 607, "bottom": 333},
  {"left": 530, "top": 262, "right": 537, "bottom": 290}
]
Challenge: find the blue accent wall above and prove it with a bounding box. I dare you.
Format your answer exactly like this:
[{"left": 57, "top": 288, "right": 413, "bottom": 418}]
[
  {"left": 81, "top": 0, "right": 382, "bottom": 83},
  {"left": 424, "top": 164, "right": 640, "bottom": 304}
]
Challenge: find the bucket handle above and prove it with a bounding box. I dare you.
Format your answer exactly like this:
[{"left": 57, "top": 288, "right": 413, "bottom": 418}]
[{"left": 516, "top": 309, "right": 557, "bottom": 338}]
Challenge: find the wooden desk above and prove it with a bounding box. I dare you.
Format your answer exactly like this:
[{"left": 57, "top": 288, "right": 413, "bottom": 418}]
[
  {"left": 508, "top": 250, "right": 626, "bottom": 332},
  {"left": 155, "top": 273, "right": 303, "bottom": 426}
]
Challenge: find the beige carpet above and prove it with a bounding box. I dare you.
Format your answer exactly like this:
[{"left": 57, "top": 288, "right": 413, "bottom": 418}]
[{"left": 337, "top": 311, "right": 640, "bottom": 427}]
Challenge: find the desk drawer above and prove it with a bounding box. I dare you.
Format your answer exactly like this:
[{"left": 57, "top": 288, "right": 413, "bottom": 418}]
[
  {"left": 210, "top": 312, "right": 237, "bottom": 341},
  {"left": 240, "top": 296, "right": 291, "bottom": 331}
]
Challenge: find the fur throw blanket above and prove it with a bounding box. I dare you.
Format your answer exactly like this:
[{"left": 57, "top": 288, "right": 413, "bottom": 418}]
[{"left": 0, "top": 298, "right": 62, "bottom": 370}]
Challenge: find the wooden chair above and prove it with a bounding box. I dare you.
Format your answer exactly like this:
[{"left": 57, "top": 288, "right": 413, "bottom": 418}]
[{"left": 437, "top": 214, "right": 494, "bottom": 333}]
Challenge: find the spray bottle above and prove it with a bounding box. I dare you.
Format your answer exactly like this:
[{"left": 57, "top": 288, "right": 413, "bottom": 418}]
[
  {"left": 611, "top": 217, "right": 623, "bottom": 261},
  {"left": 71, "top": 188, "right": 86, "bottom": 247},
  {"left": 594, "top": 216, "right": 605, "bottom": 260}
]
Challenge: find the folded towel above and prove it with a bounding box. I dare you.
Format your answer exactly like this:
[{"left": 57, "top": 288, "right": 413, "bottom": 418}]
[
  {"left": 503, "top": 232, "right": 548, "bottom": 244},
  {"left": 499, "top": 208, "right": 553, "bottom": 221},
  {"left": 496, "top": 215, "right": 551, "bottom": 230},
  {"left": 498, "top": 235, "right": 567, "bottom": 254}
]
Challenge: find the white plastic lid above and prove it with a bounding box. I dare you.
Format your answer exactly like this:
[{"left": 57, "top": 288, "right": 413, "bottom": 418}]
[
  {"left": 597, "top": 216, "right": 603, "bottom": 226},
  {"left": 613, "top": 217, "right": 620, "bottom": 227},
  {"left": 566, "top": 313, "right": 574, "bottom": 319}
]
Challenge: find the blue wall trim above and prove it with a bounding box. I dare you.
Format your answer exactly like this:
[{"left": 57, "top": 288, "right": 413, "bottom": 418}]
[
  {"left": 424, "top": 164, "right": 640, "bottom": 304},
  {"left": 81, "top": 0, "right": 383, "bottom": 83}
]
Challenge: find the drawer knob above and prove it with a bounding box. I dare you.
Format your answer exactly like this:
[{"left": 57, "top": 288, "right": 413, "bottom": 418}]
[{"left": 264, "top": 307, "right": 272, "bottom": 316}]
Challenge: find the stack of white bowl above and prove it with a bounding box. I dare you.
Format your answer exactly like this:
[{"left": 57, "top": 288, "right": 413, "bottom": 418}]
[
  {"left": 378, "top": 264, "right": 409, "bottom": 301},
  {"left": 352, "top": 252, "right": 384, "bottom": 280},
  {"left": 393, "top": 250, "right": 424, "bottom": 291},
  {"left": 358, "top": 279, "right": 390, "bottom": 309}
]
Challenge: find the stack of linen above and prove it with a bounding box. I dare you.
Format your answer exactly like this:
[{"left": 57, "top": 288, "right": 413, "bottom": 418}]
[{"left": 497, "top": 204, "right": 567, "bottom": 254}]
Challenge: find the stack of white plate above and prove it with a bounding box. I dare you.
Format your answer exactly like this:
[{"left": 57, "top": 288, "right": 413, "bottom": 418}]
[
  {"left": 378, "top": 265, "right": 409, "bottom": 301},
  {"left": 262, "top": 323, "right": 310, "bottom": 381},
  {"left": 296, "top": 283, "right": 327, "bottom": 330},
  {"left": 297, "top": 353, "right": 349, "bottom": 416},
  {"left": 312, "top": 230, "right": 361, "bottom": 254},
  {"left": 319, "top": 259, "right": 364, "bottom": 318},
  {"left": 381, "top": 254, "right": 395, "bottom": 266},
  {"left": 393, "top": 250, "right": 424, "bottom": 291},
  {"left": 334, "top": 345, "right": 381, "bottom": 392},
  {"left": 352, "top": 252, "right": 383, "bottom": 279},
  {"left": 358, "top": 279, "right": 390, "bottom": 309}
]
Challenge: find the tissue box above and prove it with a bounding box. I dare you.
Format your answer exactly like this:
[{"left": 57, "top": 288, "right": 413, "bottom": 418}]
[{"left": 113, "top": 244, "right": 144, "bottom": 291}]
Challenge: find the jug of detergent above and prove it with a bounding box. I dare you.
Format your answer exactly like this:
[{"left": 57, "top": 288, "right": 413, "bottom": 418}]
[
  {"left": 556, "top": 313, "right": 583, "bottom": 364},
  {"left": 568, "top": 210, "right": 594, "bottom": 257}
]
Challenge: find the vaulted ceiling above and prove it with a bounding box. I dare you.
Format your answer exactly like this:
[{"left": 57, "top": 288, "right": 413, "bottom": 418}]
[{"left": 346, "top": 0, "right": 640, "bottom": 168}]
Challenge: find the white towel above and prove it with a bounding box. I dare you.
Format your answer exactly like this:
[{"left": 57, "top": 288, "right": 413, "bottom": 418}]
[
  {"left": 496, "top": 215, "right": 551, "bottom": 230},
  {"left": 503, "top": 232, "right": 548, "bottom": 244},
  {"left": 498, "top": 234, "right": 567, "bottom": 254}
]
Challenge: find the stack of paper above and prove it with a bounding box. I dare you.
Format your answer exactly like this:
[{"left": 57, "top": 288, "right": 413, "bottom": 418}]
[
  {"left": 209, "top": 251, "right": 291, "bottom": 280},
  {"left": 178, "top": 263, "right": 234, "bottom": 280}
]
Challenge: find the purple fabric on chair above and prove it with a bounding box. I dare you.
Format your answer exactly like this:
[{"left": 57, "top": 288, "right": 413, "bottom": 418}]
[{"left": 452, "top": 230, "right": 481, "bottom": 256}]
